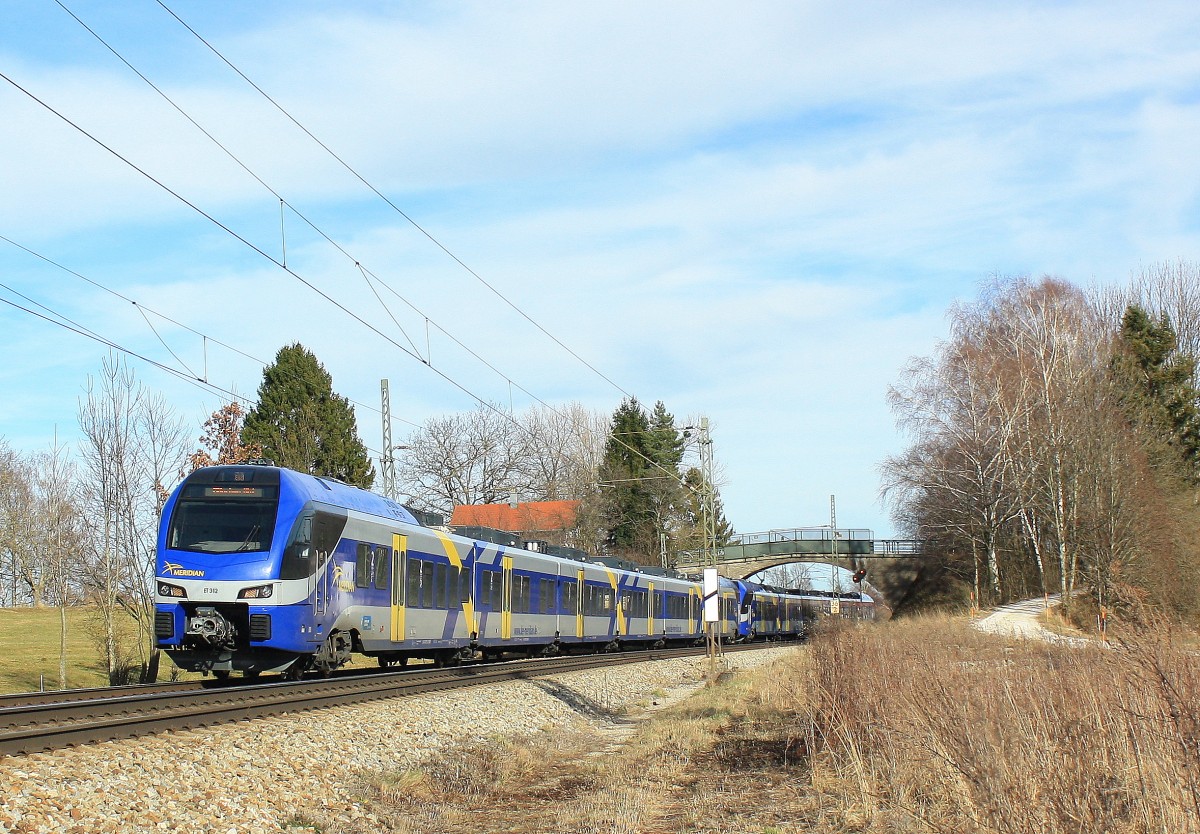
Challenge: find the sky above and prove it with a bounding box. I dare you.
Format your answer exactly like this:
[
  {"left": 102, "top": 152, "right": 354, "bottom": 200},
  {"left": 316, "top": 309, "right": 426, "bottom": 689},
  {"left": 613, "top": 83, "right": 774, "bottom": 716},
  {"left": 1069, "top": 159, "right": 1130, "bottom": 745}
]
[{"left": 1, "top": 1, "right": 1199, "bottom": 539}]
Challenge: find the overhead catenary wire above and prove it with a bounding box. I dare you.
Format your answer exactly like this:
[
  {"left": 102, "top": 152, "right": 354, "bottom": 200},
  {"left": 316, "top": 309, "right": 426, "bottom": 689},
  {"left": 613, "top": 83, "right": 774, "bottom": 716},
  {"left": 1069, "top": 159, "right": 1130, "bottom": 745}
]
[
  {"left": 51, "top": 0, "right": 559, "bottom": 414},
  {"left": 153, "top": 0, "right": 633, "bottom": 401},
  {"left": 0, "top": 233, "right": 422, "bottom": 436},
  {"left": 0, "top": 70, "right": 564, "bottom": 470},
  {"left": 2, "top": 13, "right": 704, "bottom": 497},
  {"left": 0, "top": 285, "right": 401, "bottom": 464}
]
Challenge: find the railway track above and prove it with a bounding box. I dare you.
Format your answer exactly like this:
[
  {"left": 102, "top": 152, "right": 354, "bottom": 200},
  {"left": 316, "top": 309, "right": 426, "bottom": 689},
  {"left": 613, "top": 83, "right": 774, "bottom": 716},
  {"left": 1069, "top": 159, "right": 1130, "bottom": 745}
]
[{"left": 1, "top": 643, "right": 762, "bottom": 757}]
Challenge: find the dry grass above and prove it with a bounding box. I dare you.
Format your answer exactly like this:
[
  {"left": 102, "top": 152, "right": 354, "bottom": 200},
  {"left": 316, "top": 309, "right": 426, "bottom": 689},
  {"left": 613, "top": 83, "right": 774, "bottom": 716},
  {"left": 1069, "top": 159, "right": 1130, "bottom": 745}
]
[
  {"left": 290, "top": 616, "right": 1200, "bottom": 834},
  {"left": 305, "top": 661, "right": 820, "bottom": 834},
  {"left": 806, "top": 614, "right": 1200, "bottom": 833}
]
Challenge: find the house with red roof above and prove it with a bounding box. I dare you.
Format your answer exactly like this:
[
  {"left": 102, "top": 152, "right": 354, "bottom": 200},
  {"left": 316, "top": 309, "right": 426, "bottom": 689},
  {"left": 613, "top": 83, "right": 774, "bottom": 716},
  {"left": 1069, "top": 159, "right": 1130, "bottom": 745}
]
[{"left": 449, "top": 500, "right": 580, "bottom": 546}]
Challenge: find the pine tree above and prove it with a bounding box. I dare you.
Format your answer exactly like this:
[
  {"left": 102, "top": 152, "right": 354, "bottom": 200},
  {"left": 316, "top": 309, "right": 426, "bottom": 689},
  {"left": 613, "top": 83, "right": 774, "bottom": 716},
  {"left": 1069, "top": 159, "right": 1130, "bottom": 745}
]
[
  {"left": 677, "top": 466, "right": 735, "bottom": 553},
  {"left": 598, "top": 397, "right": 654, "bottom": 554},
  {"left": 1112, "top": 305, "right": 1200, "bottom": 476},
  {"left": 241, "top": 344, "right": 375, "bottom": 488},
  {"left": 647, "top": 401, "right": 685, "bottom": 471},
  {"left": 595, "top": 398, "right": 695, "bottom": 564}
]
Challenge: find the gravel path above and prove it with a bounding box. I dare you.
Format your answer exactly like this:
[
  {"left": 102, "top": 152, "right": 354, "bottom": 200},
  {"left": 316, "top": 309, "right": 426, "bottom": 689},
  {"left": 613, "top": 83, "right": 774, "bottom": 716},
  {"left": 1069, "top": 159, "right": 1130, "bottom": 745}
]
[
  {"left": 0, "top": 648, "right": 788, "bottom": 833},
  {"left": 972, "top": 595, "right": 1091, "bottom": 646}
]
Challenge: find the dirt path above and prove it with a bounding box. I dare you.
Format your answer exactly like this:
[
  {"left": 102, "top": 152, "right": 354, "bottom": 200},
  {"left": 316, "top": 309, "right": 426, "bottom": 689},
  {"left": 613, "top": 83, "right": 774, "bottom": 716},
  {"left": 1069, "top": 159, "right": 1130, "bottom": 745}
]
[{"left": 972, "top": 594, "right": 1091, "bottom": 645}]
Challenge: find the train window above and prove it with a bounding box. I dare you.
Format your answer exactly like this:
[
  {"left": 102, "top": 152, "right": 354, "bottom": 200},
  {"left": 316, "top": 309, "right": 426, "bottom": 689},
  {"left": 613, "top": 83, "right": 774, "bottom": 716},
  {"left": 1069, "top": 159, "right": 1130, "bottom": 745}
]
[
  {"left": 167, "top": 485, "right": 280, "bottom": 555},
  {"left": 477, "top": 571, "right": 491, "bottom": 611},
  {"left": 422, "top": 561, "right": 435, "bottom": 609},
  {"left": 516, "top": 575, "right": 532, "bottom": 613},
  {"left": 653, "top": 591, "right": 664, "bottom": 617},
  {"left": 374, "top": 547, "right": 390, "bottom": 591},
  {"left": 408, "top": 558, "right": 422, "bottom": 608},
  {"left": 490, "top": 570, "right": 502, "bottom": 611},
  {"left": 591, "top": 584, "right": 610, "bottom": 616},
  {"left": 434, "top": 563, "right": 447, "bottom": 609},
  {"left": 562, "top": 580, "right": 577, "bottom": 614},
  {"left": 460, "top": 566, "right": 471, "bottom": 604},
  {"left": 539, "top": 578, "right": 554, "bottom": 614},
  {"left": 356, "top": 543, "right": 372, "bottom": 588},
  {"left": 311, "top": 510, "right": 346, "bottom": 570}
]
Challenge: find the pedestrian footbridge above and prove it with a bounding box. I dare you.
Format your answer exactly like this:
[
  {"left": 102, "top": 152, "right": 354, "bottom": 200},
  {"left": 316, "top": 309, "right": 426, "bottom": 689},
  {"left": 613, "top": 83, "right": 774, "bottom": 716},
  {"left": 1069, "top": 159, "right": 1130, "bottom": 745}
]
[{"left": 674, "top": 527, "right": 921, "bottom": 579}]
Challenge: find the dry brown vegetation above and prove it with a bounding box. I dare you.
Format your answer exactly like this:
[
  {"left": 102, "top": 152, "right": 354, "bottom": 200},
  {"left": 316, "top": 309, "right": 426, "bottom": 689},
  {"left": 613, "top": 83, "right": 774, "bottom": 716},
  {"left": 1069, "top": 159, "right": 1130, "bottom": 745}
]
[
  {"left": 286, "top": 662, "right": 819, "bottom": 834},
  {"left": 290, "top": 618, "right": 1200, "bottom": 834},
  {"left": 808, "top": 616, "right": 1200, "bottom": 833}
]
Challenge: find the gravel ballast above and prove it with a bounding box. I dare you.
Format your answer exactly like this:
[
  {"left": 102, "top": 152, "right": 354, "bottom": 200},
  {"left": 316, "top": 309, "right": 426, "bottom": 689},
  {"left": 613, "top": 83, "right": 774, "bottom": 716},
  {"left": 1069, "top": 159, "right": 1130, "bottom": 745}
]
[{"left": 0, "top": 649, "right": 787, "bottom": 833}]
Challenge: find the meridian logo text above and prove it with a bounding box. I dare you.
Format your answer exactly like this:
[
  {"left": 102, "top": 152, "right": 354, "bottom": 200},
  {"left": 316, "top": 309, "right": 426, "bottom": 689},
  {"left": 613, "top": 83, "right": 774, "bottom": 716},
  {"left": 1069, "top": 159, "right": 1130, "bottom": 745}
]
[{"left": 162, "top": 562, "right": 205, "bottom": 578}]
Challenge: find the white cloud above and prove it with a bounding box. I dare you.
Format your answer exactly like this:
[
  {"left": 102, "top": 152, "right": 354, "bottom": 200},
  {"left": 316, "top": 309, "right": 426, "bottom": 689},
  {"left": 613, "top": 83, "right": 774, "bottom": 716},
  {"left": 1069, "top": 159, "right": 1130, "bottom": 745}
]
[{"left": 0, "top": 0, "right": 1198, "bottom": 536}]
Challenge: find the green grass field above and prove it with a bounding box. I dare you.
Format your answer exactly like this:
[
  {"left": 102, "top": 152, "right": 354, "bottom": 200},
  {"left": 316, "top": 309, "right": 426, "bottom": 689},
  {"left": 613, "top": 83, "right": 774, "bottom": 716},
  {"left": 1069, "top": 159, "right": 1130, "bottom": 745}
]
[
  {"left": 0, "top": 605, "right": 387, "bottom": 694},
  {"left": 0, "top": 605, "right": 147, "bottom": 694}
]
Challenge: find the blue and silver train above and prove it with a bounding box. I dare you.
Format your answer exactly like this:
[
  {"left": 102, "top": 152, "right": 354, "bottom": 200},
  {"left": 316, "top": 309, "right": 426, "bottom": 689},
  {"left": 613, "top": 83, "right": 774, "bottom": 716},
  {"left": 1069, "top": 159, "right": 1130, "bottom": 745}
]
[{"left": 154, "top": 464, "right": 874, "bottom": 679}]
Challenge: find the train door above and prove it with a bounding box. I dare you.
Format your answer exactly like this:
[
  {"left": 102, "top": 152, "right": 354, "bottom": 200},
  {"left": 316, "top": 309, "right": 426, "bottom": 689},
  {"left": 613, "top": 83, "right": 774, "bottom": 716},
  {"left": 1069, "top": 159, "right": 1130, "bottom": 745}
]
[
  {"left": 390, "top": 534, "right": 407, "bottom": 642},
  {"left": 501, "top": 554, "right": 513, "bottom": 640},
  {"left": 305, "top": 508, "right": 347, "bottom": 622},
  {"left": 314, "top": 566, "right": 327, "bottom": 617},
  {"left": 575, "top": 568, "right": 585, "bottom": 638},
  {"left": 647, "top": 581, "right": 655, "bottom": 637}
]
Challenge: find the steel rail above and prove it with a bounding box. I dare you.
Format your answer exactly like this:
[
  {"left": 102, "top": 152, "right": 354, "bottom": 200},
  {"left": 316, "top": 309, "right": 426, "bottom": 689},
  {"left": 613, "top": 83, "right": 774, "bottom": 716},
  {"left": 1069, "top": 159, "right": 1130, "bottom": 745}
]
[
  {"left": 0, "top": 643, "right": 770, "bottom": 757},
  {"left": 0, "top": 679, "right": 229, "bottom": 710}
]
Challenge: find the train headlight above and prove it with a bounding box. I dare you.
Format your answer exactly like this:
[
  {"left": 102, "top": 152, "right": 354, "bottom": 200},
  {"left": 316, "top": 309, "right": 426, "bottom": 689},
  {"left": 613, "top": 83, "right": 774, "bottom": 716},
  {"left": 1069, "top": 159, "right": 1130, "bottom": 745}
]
[
  {"left": 158, "top": 582, "right": 187, "bottom": 598},
  {"left": 238, "top": 584, "right": 274, "bottom": 600}
]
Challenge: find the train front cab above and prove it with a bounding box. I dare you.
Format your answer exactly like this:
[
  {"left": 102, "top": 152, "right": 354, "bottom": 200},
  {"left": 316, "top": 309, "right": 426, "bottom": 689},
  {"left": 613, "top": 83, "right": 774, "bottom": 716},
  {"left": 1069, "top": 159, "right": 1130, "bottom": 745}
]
[{"left": 153, "top": 466, "right": 325, "bottom": 677}]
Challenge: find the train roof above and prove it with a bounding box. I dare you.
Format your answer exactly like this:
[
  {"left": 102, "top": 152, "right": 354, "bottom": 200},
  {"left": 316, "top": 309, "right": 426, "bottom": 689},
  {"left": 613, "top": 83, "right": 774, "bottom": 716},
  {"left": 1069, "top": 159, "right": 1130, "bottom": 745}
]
[{"left": 186, "top": 464, "right": 420, "bottom": 526}]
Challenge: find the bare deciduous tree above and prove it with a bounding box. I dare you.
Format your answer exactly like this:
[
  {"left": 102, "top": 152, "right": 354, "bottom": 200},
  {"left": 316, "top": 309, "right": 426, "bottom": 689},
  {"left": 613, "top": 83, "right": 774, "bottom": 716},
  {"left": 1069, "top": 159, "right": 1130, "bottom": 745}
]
[
  {"left": 33, "top": 439, "right": 85, "bottom": 689},
  {"left": 397, "top": 402, "right": 606, "bottom": 515},
  {"left": 189, "top": 400, "right": 262, "bottom": 471},
  {"left": 885, "top": 273, "right": 1200, "bottom": 616},
  {"left": 0, "top": 445, "right": 39, "bottom": 607},
  {"left": 78, "top": 355, "right": 190, "bottom": 684}
]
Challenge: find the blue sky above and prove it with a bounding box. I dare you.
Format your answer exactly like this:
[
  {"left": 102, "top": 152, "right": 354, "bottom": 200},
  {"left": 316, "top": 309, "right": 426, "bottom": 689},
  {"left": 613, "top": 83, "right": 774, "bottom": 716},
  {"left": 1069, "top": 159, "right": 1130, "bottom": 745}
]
[{"left": 1, "top": 1, "right": 1198, "bottom": 537}]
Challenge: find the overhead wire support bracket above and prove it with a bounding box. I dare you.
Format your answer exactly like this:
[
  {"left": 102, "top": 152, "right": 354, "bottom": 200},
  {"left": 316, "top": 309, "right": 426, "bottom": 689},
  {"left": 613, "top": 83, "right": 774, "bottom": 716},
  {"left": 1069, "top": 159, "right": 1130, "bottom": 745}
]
[{"left": 280, "top": 199, "right": 287, "bottom": 269}]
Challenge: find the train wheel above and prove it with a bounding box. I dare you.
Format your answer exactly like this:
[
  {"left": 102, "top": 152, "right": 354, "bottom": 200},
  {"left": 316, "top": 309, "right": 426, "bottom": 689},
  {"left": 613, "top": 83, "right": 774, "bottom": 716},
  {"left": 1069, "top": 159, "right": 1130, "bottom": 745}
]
[
  {"left": 243, "top": 670, "right": 260, "bottom": 680},
  {"left": 284, "top": 657, "right": 310, "bottom": 681},
  {"left": 213, "top": 670, "right": 231, "bottom": 680}
]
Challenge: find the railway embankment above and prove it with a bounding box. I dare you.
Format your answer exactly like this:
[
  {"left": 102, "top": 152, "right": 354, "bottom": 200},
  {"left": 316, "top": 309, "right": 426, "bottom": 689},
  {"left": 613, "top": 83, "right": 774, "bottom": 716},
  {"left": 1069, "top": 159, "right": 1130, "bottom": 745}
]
[{"left": 0, "top": 649, "right": 785, "bottom": 833}]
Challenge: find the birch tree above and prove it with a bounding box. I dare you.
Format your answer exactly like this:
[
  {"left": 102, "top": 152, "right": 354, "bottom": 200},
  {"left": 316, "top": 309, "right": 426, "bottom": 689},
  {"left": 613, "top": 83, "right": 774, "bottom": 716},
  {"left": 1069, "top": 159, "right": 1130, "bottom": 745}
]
[
  {"left": 33, "top": 440, "right": 85, "bottom": 689},
  {"left": 78, "top": 355, "right": 190, "bottom": 684}
]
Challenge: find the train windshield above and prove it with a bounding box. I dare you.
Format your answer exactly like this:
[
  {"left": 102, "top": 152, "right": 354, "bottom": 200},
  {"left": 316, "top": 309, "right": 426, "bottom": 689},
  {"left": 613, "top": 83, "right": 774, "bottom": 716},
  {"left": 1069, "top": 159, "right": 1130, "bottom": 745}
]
[{"left": 167, "top": 483, "right": 280, "bottom": 554}]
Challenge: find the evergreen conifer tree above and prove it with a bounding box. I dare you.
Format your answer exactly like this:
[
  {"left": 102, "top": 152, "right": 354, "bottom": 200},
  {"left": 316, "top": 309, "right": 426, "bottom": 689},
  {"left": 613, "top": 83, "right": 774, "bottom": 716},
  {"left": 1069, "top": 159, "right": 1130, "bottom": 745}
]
[
  {"left": 678, "top": 466, "right": 736, "bottom": 552},
  {"left": 241, "top": 343, "right": 375, "bottom": 488},
  {"left": 598, "top": 397, "right": 654, "bottom": 554},
  {"left": 1112, "top": 305, "right": 1200, "bottom": 476},
  {"left": 596, "top": 398, "right": 702, "bottom": 564}
]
